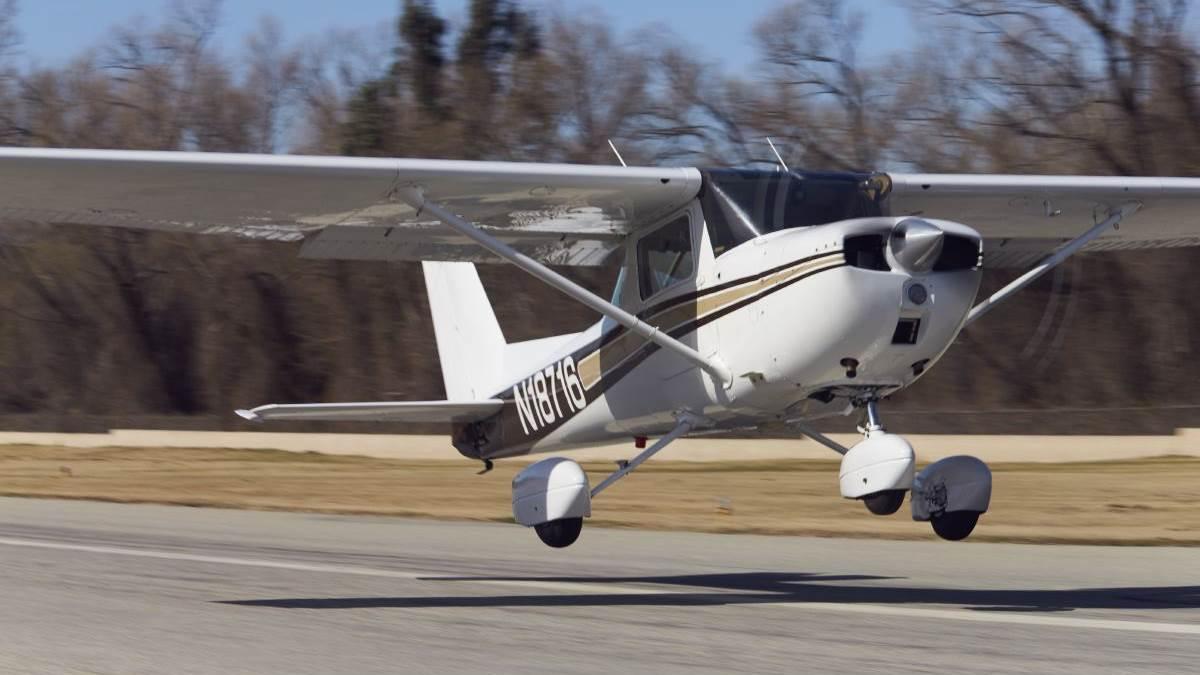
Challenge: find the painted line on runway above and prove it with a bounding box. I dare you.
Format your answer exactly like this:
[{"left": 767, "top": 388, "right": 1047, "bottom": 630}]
[
  {"left": 0, "top": 535, "right": 432, "bottom": 580},
  {"left": 0, "top": 535, "right": 1196, "bottom": 634},
  {"left": 761, "top": 601, "right": 1200, "bottom": 636},
  {"left": 0, "top": 536, "right": 663, "bottom": 595}
]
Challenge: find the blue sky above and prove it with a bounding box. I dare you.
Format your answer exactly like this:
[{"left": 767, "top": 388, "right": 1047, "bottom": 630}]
[{"left": 15, "top": 0, "right": 915, "bottom": 70}]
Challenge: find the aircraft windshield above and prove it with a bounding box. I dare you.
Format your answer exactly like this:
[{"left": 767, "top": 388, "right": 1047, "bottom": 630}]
[{"left": 699, "top": 169, "right": 888, "bottom": 257}]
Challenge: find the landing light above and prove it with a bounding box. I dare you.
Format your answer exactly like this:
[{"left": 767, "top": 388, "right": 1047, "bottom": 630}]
[{"left": 907, "top": 283, "right": 929, "bottom": 305}]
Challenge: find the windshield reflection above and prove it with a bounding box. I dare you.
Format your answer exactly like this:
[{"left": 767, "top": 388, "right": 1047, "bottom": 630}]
[{"left": 699, "top": 169, "right": 888, "bottom": 257}]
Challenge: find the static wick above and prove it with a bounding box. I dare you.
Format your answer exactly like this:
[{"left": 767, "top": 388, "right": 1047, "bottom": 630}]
[
  {"left": 607, "top": 139, "right": 628, "bottom": 168},
  {"left": 766, "top": 137, "right": 789, "bottom": 173}
]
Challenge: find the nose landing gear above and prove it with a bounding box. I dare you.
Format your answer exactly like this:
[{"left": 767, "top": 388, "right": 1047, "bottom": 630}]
[
  {"left": 862, "top": 489, "right": 906, "bottom": 516},
  {"left": 838, "top": 399, "right": 917, "bottom": 513},
  {"left": 792, "top": 395, "right": 992, "bottom": 541}
]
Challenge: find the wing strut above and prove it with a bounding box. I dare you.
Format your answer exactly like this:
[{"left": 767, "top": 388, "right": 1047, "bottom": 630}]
[
  {"left": 399, "top": 188, "right": 734, "bottom": 387},
  {"left": 788, "top": 420, "right": 850, "bottom": 456},
  {"left": 590, "top": 414, "right": 697, "bottom": 498},
  {"left": 963, "top": 202, "right": 1142, "bottom": 328}
]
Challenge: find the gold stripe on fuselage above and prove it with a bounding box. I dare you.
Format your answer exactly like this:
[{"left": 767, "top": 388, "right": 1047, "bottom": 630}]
[{"left": 575, "top": 252, "right": 843, "bottom": 389}]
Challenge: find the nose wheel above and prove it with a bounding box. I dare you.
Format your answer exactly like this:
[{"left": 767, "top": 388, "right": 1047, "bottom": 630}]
[
  {"left": 862, "top": 489, "right": 906, "bottom": 516},
  {"left": 794, "top": 395, "right": 991, "bottom": 541},
  {"left": 854, "top": 400, "right": 909, "bottom": 516}
]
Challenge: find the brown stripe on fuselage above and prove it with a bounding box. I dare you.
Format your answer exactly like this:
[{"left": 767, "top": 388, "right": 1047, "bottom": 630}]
[
  {"left": 473, "top": 253, "right": 847, "bottom": 459},
  {"left": 576, "top": 251, "right": 843, "bottom": 388},
  {"left": 690, "top": 255, "right": 838, "bottom": 322}
]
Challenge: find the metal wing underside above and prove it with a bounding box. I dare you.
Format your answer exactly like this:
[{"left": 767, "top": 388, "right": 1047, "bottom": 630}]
[
  {"left": 888, "top": 173, "right": 1200, "bottom": 268},
  {"left": 0, "top": 148, "right": 703, "bottom": 266}
]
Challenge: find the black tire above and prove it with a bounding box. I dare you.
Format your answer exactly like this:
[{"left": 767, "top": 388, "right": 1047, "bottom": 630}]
[
  {"left": 862, "top": 490, "right": 906, "bottom": 516},
  {"left": 534, "top": 517, "right": 583, "bottom": 548},
  {"left": 931, "top": 511, "right": 980, "bottom": 541}
]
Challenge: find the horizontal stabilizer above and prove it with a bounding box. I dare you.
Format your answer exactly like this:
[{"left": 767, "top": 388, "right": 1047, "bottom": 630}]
[{"left": 235, "top": 400, "right": 503, "bottom": 423}]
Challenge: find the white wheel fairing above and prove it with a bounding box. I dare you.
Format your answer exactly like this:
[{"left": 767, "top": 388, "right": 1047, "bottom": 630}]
[{"left": 512, "top": 457, "right": 591, "bottom": 527}]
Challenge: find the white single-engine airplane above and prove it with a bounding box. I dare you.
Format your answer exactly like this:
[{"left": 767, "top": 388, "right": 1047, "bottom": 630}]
[{"left": 3, "top": 148, "right": 1199, "bottom": 547}]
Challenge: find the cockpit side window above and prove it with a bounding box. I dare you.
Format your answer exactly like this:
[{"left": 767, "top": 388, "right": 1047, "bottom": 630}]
[{"left": 637, "top": 215, "right": 694, "bottom": 300}]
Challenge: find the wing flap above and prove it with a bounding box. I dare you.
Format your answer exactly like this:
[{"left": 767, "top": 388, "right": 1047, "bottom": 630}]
[
  {"left": 236, "top": 400, "right": 504, "bottom": 423},
  {"left": 299, "top": 223, "right": 621, "bottom": 266}
]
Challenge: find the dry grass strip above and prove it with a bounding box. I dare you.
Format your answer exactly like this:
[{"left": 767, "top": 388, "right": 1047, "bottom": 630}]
[{"left": 1, "top": 445, "right": 1197, "bottom": 545}]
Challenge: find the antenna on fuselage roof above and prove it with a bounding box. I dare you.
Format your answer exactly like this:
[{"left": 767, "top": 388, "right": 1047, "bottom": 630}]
[
  {"left": 607, "top": 139, "right": 628, "bottom": 168},
  {"left": 766, "top": 137, "right": 789, "bottom": 172}
]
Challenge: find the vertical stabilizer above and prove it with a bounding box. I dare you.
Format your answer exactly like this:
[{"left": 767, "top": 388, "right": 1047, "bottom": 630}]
[{"left": 422, "top": 261, "right": 507, "bottom": 400}]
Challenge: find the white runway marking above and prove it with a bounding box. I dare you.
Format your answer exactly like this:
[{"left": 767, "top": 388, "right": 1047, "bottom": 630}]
[
  {"left": 0, "top": 535, "right": 430, "bottom": 580},
  {"left": 0, "top": 536, "right": 661, "bottom": 595},
  {"left": 762, "top": 602, "right": 1200, "bottom": 636},
  {"left": 0, "top": 535, "right": 1196, "bottom": 634}
]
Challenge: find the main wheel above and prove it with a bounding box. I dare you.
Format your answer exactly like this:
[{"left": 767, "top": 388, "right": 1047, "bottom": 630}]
[
  {"left": 931, "top": 511, "right": 980, "bottom": 541},
  {"left": 534, "top": 517, "right": 583, "bottom": 548},
  {"left": 862, "top": 490, "right": 906, "bottom": 516}
]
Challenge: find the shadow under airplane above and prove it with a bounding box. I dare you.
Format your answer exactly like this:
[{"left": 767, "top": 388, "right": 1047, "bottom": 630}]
[{"left": 218, "top": 571, "right": 1200, "bottom": 613}]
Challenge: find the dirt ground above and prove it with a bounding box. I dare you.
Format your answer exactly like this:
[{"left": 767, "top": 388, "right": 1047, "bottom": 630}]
[{"left": 0, "top": 445, "right": 1198, "bottom": 545}]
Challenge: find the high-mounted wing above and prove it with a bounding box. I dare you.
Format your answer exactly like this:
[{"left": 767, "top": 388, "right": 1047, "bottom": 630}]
[
  {"left": 888, "top": 174, "right": 1200, "bottom": 267},
  {"left": 0, "top": 148, "right": 702, "bottom": 266},
  {"left": 6, "top": 149, "right": 1199, "bottom": 269}
]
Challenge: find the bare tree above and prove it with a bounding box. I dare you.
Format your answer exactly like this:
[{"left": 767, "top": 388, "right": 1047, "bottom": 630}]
[
  {"left": 633, "top": 42, "right": 759, "bottom": 166},
  {"left": 748, "top": 0, "right": 898, "bottom": 170},
  {"left": 917, "top": 0, "right": 1200, "bottom": 174},
  {"left": 543, "top": 13, "right": 653, "bottom": 163},
  {"left": 292, "top": 25, "right": 395, "bottom": 154},
  {"left": 244, "top": 17, "right": 300, "bottom": 153},
  {"left": 2, "top": 0, "right": 1199, "bottom": 432}
]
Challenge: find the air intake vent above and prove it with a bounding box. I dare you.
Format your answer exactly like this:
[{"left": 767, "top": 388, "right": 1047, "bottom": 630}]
[
  {"left": 934, "top": 235, "right": 982, "bottom": 271},
  {"left": 892, "top": 318, "right": 920, "bottom": 345},
  {"left": 844, "top": 234, "right": 889, "bottom": 271}
]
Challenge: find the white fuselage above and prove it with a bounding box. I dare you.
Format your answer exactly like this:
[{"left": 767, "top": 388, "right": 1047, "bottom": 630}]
[{"left": 456, "top": 202, "right": 982, "bottom": 460}]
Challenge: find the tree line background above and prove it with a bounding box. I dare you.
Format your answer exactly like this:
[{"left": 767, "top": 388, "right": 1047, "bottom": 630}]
[{"left": 0, "top": 0, "right": 1198, "bottom": 434}]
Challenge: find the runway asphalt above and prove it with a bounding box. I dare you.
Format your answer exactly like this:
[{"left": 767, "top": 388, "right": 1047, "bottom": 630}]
[{"left": 0, "top": 497, "right": 1196, "bottom": 674}]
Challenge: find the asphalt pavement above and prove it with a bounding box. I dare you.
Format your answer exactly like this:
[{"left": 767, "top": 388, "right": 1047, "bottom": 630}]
[{"left": 0, "top": 497, "right": 1196, "bottom": 674}]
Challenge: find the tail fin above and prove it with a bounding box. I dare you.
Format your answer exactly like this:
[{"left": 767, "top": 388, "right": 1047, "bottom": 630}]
[{"left": 422, "top": 261, "right": 507, "bottom": 400}]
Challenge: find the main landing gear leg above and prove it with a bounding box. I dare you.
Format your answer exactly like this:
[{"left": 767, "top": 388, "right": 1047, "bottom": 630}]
[
  {"left": 853, "top": 400, "right": 908, "bottom": 516},
  {"left": 512, "top": 414, "right": 697, "bottom": 549},
  {"left": 590, "top": 415, "right": 696, "bottom": 498},
  {"left": 791, "top": 398, "right": 911, "bottom": 516}
]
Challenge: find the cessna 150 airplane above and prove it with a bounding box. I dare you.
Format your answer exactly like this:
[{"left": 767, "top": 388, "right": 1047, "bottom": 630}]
[{"left": 2, "top": 148, "right": 1198, "bottom": 547}]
